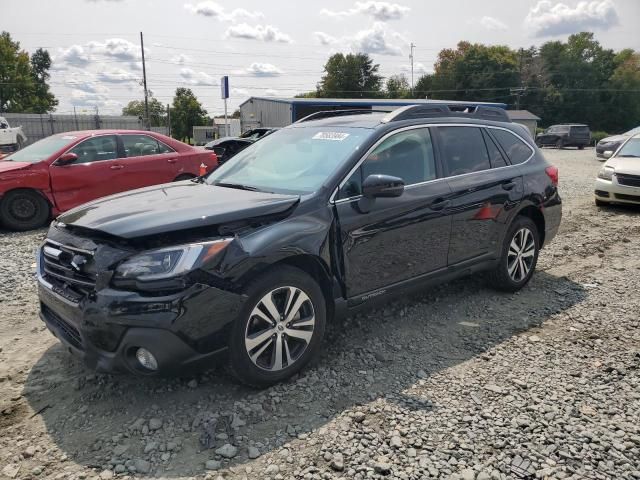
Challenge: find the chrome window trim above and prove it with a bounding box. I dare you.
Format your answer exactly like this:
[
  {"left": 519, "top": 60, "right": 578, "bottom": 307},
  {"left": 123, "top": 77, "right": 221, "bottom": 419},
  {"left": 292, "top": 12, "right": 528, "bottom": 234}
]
[{"left": 329, "top": 123, "right": 535, "bottom": 204}]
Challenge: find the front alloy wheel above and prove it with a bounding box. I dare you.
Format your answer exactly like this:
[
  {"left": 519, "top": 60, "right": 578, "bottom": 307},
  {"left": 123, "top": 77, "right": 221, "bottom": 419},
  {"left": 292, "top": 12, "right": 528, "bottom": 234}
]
[
  {"left": 245, "top": 287, "right": 315, "bottom": 371},
  {"left": 228, "top": 265, "right": 326, "bottom": 387}
]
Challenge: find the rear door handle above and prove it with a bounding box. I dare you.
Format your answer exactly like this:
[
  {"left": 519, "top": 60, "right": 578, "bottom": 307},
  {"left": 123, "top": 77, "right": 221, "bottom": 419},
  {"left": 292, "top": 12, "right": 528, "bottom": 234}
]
[
  {"left": 429, "top": 198, "right": 451, "bottom": 211},
  {"left": 110, "top": 165, "right": 124, "bottom": 170},
  {"left": 501, "top": 181, "right": 516, "bottom": 191}
]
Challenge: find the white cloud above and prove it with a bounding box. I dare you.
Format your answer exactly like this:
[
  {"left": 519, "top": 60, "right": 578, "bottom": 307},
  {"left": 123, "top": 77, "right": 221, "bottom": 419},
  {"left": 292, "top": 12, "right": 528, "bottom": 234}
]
[
  {"left": 184, "top": 1, "right": 263, "bottom": 21},
  {"left": 320, "top": 1, "right": 410, "bottom": 21},
  {"left": 401, "top": 62, "right": 428, "bottom": 76},
  {"left": 97, "top": 68, "right": 138, "bottom": 83},
  {"left": 66, "top": 72, "right": 108, "bottom": 94},
  {"left": 87, "top": 38, "right": 144, "bottom": 69},
  {"left": 244, "top": 62, "right": 284, "bottom": 77},
  {"left": 264, "top": 89, "right": 279, "bottom": 97},
  {"left": 179, "top": 68, "right": 217, "bottom": 86},
  {"left": 225, "top": 24, "right": 292, "bottom": 43},
  {"left": 480, "top": 16, "right": 508, "bottom": 31},
  {"left": 231, "top": 87, "right": 249, "bottom": 96},
  {"left": 170, "top": 53, "right": 192, "bottom": 65},
  {"left": 57, "top": 45, "right": 91, "bottom": 67},
  {"left": 317, "top": 22, "right": 404, "bottom": 56},
  {"left": 525, "top": 0, "right": 619, "bottom": 37}
]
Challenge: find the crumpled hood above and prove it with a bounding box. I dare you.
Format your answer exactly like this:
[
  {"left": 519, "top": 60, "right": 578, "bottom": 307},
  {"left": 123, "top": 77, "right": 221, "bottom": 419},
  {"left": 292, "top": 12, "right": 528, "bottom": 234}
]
[
  {"left": 606, "top": 157, "right": 640, "bottom": 176},
  {"left": 58, "top": 181, "right": 300, "bottom": 238},
  {"left": 0, "top": 161, "right": 31, "bottom": 174}
]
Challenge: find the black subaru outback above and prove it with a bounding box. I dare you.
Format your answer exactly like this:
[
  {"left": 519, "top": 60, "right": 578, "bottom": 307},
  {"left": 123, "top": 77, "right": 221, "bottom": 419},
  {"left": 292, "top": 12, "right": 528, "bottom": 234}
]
[{"left": 37, "top": 104, "right": 562, "bottom": 386}]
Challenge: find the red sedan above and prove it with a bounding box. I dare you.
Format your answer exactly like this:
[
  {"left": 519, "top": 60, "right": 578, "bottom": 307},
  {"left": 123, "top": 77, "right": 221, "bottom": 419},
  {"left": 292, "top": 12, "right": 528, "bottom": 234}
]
[{"left": 0, "top": 130, "right": 218, "bottom": 230}]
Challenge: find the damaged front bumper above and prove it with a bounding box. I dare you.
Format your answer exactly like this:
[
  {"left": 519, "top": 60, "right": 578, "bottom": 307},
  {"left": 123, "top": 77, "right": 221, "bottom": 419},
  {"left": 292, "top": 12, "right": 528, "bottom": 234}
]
[{"left": 37, "top": 251, "right": 246, "bottom": 375}]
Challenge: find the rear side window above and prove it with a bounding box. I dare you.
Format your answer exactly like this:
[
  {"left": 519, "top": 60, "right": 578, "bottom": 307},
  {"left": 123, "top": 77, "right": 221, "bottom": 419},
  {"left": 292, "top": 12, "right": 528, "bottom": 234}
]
[
  {"left": 157, "top": 141, "right": 175, "bottom": 154},
  {"left": 570, "top": 126, "right": 590, "bottom": 135},
  {"left": 122, "top": 135, "right": 163, "bottom": 157},
  {"left": 491, "top": 129, "right": 533, "bottom": 165},
  {"left": 482, "top": 129, "right": 508, "bottom": 168},
  {"left": 438, "top": 126, "right": 490, "bottom": 176}
]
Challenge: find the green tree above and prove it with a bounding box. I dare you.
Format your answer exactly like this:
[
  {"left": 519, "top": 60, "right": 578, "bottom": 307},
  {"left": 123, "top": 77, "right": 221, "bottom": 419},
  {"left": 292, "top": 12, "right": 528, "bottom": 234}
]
[
  {"left": 0, "top": 32, "right": 57, "bottom": 113},
  {"left": 317, "top": 53, "right": 383, "bottom": 98},
  {"left": 385, "top": 74, "right": 411, "bottom": 98},
  {"left": 122, "top": 96, "right": 167, "bottom": 127},
  {"left": 170, "top": 88, "right": 208, "bottom": 142}
]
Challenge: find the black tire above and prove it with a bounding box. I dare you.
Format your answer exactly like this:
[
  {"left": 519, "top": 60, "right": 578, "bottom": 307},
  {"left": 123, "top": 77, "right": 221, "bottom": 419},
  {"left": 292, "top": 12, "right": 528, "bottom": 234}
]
[
  {"left": 595, "top": 198, "right": 609, "bottom": 207},
  {"left": 556, "top": 139, "right": 564, "bottom": 149},
  {"left": 228, "top": 265, "right": 326, "bottom": 387},
  {"left": 174, "top": 173, "right": 195, "bottom": 182},
  {"left": 578, "top": 145, "right": 585, "bottom": 150},
  {"left": 487, "top": 216, "right": 540, "bottom": 292},
  {"left": 0, "top": 189, "right": 50, "bottom": 231}
]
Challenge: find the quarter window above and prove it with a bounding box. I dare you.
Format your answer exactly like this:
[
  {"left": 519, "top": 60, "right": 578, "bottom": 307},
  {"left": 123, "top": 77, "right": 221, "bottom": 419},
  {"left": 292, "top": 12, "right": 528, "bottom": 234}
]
[
  {"left": 491, "top": 129, "right": 533, "bottom": 165},
  {"left": 339, "top": 128, "right": 436, "bottom": 199},
  {"left": 68, "top": 136, "right": 118, "bottom": 164},
  {"left": 121, "top": 135, "right": 164, "bottom": 157},
  {"left": 482, "top": 129, "right": 508, "bottom": 168},
  {"left": 438, "top": 126, "right": 490, "bottom": 176}
]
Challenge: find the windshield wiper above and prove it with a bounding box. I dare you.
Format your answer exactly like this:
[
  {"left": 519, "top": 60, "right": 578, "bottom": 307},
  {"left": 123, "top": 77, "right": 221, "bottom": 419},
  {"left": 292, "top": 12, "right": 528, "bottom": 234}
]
[
  {"left": 214, "top": 182, "right": 261, "bottom": 192},
  {"left": 618, "top": 154, "right": 640, "bottom": 158}
]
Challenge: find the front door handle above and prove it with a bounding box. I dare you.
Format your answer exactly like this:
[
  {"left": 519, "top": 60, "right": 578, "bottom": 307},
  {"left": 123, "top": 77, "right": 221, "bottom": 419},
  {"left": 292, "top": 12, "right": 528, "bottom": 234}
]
[
  {"left": 167, "top": 158, "right": 177, "bottom": 164},
  {"left": 110, "top": 164, "right": 124, "bottom": 170},
  {"left": 429, "top": 198, "right": 451, "bottom": 211},
  {"left": 501, "top": 181, "right": 516, "bottom": 191}
]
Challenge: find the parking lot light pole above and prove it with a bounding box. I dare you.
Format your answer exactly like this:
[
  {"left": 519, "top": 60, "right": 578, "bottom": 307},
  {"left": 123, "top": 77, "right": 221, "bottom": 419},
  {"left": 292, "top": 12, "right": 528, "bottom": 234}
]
[{"left": 140, "top": 32, "right": 150, "bottom": 131}]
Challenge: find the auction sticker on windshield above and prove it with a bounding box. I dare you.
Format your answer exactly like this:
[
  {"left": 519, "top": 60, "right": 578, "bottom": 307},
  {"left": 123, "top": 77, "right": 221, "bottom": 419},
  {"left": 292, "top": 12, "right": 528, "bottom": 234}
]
[{"left": 312, "top": 132, "right": 350, "bottom": 141}]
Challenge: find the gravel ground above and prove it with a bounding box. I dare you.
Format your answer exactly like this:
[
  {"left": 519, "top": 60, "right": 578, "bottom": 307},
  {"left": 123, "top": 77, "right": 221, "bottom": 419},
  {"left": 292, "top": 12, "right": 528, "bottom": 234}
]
[{"left": 1, "top": 148, "right": 639, "bottom": 480}]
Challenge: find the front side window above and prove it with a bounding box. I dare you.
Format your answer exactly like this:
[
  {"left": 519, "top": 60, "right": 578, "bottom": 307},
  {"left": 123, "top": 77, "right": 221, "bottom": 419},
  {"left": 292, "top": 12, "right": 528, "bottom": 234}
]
[
  {"left": 339, "top": 128, "right": 436, "bottom": 199},
  {"left": 122, "top": 135, "right": 161, "bottom": 157},
  {"left": 69, "top": 135, "right": 118, "bottom": 164},
  {"left": 207, "top": 126, "right": 370, "bottom": 195},
  {"left": 438, "top": 126, "right": 490, "bottom": 176},
  {"left": 491, "top": 129, "right": 533, "bottom": 165},
  {"left": 617, "top": 138, "right": 640, "bottom": 157}
]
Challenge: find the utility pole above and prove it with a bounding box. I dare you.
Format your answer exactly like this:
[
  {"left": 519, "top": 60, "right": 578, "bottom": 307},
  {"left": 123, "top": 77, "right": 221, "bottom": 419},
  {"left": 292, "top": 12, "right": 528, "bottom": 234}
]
[
  {"left": 409, "top": 42, "right": 416, "bottom": 97},
  {"left": 140, "top": 31, "right": 150, "bottom": 130},
  {"left": 167, "top": 104, "right": 171, "bottom": 137}
]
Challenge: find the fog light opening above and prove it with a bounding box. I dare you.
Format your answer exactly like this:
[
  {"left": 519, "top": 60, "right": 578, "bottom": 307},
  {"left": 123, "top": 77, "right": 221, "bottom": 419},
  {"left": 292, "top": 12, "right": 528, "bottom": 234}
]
[{"left": 135, "top": 348, "right": 158, "bottom": 371}]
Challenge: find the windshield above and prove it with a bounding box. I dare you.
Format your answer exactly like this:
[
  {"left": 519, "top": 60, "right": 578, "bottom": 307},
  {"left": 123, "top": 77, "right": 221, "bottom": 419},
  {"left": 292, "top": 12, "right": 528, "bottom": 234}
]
[
  {"left": 207, "top": 126, "right": 370, "bottom": 194},
  {"left": 617, "top": 138, "right": 640, "bottom": 158},
  {"left": 4, "top": 135, "right": 78, "bottom": 163}
]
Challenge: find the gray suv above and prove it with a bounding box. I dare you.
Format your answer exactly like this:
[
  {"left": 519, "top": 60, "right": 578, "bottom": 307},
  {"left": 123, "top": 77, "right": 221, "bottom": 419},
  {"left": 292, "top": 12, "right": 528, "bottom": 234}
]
[{"left": 536, "top": 124, "right": 591, "bottom": 149}]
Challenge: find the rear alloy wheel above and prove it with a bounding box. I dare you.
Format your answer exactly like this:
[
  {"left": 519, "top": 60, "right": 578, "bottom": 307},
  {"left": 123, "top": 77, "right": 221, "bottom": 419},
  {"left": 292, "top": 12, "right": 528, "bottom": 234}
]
[
  {"left": 0, "top": 189, "right": 50, "bottom": 231},
  {"left": 487, "top": 216, "right": 540, "bottom": 292},
  {"left": 229, "top": 266, "right": 326, "bottom": 387}
]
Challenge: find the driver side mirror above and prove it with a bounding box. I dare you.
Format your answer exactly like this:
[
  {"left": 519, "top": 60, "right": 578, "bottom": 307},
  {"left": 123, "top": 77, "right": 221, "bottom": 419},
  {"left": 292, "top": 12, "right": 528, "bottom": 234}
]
[
  {"left": 362, "top": 174, "right": 405, "bottom": 198},
  {"left": 603, "top": 150, "right": 613, "bottom": 159},
  {"left": 56, "top": 152, "right": 79, "bottom": 165}
]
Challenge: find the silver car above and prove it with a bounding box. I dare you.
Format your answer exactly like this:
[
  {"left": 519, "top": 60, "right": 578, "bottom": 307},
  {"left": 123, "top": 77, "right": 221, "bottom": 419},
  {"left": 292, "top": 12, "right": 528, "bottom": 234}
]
[{"left": 596, "top": 126, "right": 640, "bottom": 159}]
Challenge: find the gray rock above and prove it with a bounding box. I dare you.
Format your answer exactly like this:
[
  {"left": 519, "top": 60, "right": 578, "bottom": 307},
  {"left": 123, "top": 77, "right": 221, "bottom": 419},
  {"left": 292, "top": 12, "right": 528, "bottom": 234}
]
[
  {"left": 330, "top": 453, "right": 345, "bottom": 471},
  {"left": 248, "top": 446, "right": 261, "bottom": 459},
  {"left": 148, "top": 418, "right": 163, "bottom": 431},
  {"left": 215, "top": 443, "right": 238, "bottom": 459},
  {"left": 99, "top": 470, "right": 113, "bottom": 480},
  {"left": 205, "top": 460, "right": 221, "bottom": 470},
  {"left": 265, "top": 464, "right": 280, "bottom": 475},
  {"left": 390, "top": 436, "right": 403, "bottom": 448},
  {"left": 134, "top": 458, "right": 151, "bottom": 474},
  {"left": 187, "top": 379, "right": 198, "bottom": 388},
  {"left": 113, "top": 444, "right": 129, "bottom": 456},
  {"left": 374, "top": 462, "right": 392, "bottom": 475}
]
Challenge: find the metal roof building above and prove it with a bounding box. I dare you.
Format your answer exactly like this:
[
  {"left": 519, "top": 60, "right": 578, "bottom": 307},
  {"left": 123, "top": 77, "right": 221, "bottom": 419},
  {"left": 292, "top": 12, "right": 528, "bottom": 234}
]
[
  {"left": 239, "top": 97, "right": 509, "bottom": 132},
  {"left": 506, "top": 110, "right": 541, "bottom": 138}
]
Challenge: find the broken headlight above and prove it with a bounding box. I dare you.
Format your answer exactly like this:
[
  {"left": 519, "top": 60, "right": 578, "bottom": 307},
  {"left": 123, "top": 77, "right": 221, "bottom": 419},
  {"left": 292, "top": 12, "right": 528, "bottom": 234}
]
[{"left": 114, "top": 238, "right": 233, "bottom": 282}]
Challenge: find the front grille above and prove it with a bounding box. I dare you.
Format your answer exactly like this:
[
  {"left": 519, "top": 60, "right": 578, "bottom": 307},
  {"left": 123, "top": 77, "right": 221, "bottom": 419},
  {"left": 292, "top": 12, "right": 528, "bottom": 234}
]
[
  {"left": 616, "top": 173, "right": 640, "bottom": 188},
  {"left": 40, "top": 240, "right": 96, "bottom": 300},
  {"left": 42, "top": 305, "right": 83, "bottom": 350},
  {"left": 614, "top": 193, "right": 640, "bottom": 202}
]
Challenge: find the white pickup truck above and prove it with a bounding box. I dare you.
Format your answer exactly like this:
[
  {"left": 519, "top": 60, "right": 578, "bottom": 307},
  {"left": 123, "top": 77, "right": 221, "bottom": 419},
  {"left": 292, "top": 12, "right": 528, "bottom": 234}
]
[{"left": 0, "top": 117, "right": 27, "bottom": 159}]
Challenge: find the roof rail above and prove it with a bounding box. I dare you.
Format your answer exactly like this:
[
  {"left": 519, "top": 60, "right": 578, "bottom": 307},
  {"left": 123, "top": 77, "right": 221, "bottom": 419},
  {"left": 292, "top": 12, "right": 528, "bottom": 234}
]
[
  {"left": 294, "top": 109, "right": 389, "bottom": 123},
  {"left": 381, "top": 104, "right": 511, "bottom": 124}
]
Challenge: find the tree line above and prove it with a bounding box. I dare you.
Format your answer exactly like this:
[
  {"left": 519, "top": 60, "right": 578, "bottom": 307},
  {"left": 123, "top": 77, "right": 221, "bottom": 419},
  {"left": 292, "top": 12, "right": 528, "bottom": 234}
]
[{"left": 302, "top": 32, "right": 640, "bottom": 133}]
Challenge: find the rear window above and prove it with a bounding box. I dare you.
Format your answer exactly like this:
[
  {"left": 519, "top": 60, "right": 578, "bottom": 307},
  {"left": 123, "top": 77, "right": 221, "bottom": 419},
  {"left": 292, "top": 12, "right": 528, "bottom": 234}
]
[{"left": 491, "top": 129, "right": 533, "bottom": 165}]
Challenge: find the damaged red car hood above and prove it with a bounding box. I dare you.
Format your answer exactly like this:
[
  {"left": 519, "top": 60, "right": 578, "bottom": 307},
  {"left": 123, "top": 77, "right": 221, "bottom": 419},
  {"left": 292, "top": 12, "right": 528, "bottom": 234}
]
[{"left": 57, "top": 181, "right": 300, "bottom": 239}]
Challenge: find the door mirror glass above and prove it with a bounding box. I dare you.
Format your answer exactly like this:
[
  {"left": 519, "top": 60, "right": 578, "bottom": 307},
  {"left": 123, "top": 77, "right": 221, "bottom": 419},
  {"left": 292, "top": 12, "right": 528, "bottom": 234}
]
[
  {"left": 362, "top": 174, "right": 404, "bottom": 198},
  {"left": 57, "top": 152, "right": 79, "bottom": 165}
]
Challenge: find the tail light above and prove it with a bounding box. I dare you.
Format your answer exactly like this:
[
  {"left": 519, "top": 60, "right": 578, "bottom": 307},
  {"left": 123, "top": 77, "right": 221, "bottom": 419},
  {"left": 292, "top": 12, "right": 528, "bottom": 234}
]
[
  {"left": 545, "top": 166, "right": 559, "bottom": 186},
  {"left": 210, "top": 152, "right": 218, "bottom": 165}
]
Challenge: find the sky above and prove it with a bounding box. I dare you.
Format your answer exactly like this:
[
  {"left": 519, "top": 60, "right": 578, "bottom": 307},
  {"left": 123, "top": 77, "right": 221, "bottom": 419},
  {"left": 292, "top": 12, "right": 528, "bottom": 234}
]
[{"left": 3, "top": 0, "right": 639, "bottom": 116}]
